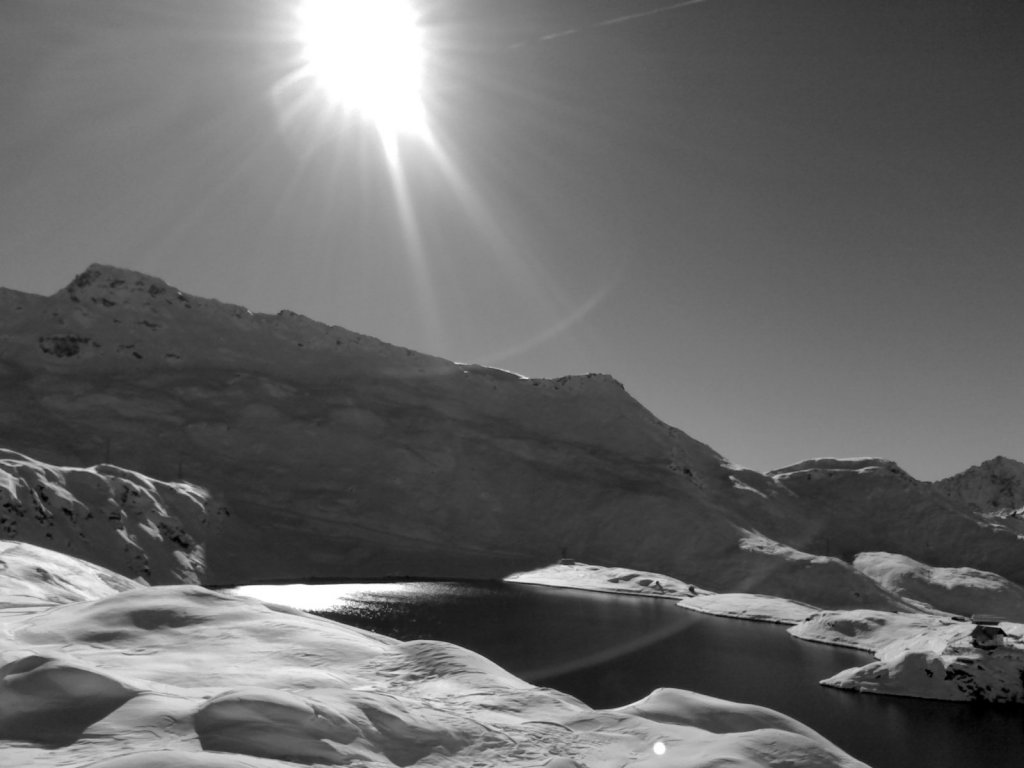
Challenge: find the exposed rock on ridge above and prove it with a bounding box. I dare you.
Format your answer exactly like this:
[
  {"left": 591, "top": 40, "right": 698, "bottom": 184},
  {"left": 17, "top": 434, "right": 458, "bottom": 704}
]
[{"left": 935, "top": 456, "right": 1024, "bottom": 517}]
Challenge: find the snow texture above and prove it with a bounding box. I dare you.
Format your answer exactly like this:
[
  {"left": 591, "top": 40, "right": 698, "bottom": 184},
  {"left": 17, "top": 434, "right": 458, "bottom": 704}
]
[
  {"left": 790, "top": 610, "right": 1024, "bottom": 703},
  {"left": 0, "top": 547, "right": 869, "bottom": 768},
  {"left": 0, "top": 450, "right": 223, "bottom": 584},
  {"left": 505, "top": 560, "right": 708, "bottom": 599},
  {"left": 679, "top": 592, "right": 820, "bottom": 625},
  {"left": 852, "top": 551, "right": 1024, "bottom": 621}
]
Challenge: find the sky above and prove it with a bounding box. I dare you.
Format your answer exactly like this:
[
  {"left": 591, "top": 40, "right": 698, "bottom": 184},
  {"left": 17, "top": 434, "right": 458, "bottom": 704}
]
[{"left": 2, "top": 0, "right": 1022, "bottom": 481}]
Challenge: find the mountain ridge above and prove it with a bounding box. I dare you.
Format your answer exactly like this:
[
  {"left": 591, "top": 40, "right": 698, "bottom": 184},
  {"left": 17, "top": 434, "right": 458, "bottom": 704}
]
[{"left": 2, "top": 264, "right": 1022, "bottom": 606}]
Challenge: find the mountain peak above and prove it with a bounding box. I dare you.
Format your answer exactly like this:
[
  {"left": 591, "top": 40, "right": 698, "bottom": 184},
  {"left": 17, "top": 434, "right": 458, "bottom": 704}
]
[
  {"left": 980, "top": 455, "right": 1024, "bottom": 473},
  {"left": 939, "top": 456, "right": 1024, "bottom": 482},
  {"left": 768, "top": 457, "right": 911, "bottom": 480},
  {"left": 60, "top": 264, "right": 184, "bottom": 306},
  {"left": 935, "top": 455, "right": 1024, "bottom": 515},
  {"left": 68, "top": 263, "right": 168, "bottom": 286}
]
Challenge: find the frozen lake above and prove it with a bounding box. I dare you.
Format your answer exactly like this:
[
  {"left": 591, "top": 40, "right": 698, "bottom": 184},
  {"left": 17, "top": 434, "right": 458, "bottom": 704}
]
[{"left": 228, "top": 580, "right": 1024, "bottom": 768}]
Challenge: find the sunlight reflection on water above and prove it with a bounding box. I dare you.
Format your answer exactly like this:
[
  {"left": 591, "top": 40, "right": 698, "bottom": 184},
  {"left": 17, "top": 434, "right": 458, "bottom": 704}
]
[
  {"left": 229, "top": 582, "right": 421, "bottom": 612},
  {"left": 227, "top": 580, "right": 694, "bottom": 680}
]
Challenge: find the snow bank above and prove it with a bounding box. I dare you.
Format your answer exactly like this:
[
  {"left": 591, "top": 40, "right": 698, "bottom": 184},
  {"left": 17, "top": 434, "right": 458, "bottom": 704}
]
[
  {"left": 615, "top": 688, "right": 860, "bottom": 767},
  {"left": 789, "top": 610, "right": 1024, "bottom": 702},
  {"left": 506, "top": 558, "right": 923, "bottom": 627},
  {"left": 0, "top": 541, "right": 140, "bottom": 607},
  {"left": 788, "top": 610, "right": 953, "bottom": 653},
  {"left": 509, "top": 559, "right": 1024, "bottom": 705},
  {"left": 0, "top": 655, "right": 138, "bottom": 744},
  {"left": 853, "top": 551, "right": 1024, "bottom": 621},
  {"left": 505, "top": 560, "right": 707, "bottom": 599},
  {"left": 508, "top": 540, "right": 916, "bottom": 614},
  {"left": 679, "top": 592, "right": 820, "bottom": 624},
  {"left": 0, "top": 550, "right": 868, "bottom": 768},
  {"left": 617, "top": 687, "right": 823, "bottom": 738}
]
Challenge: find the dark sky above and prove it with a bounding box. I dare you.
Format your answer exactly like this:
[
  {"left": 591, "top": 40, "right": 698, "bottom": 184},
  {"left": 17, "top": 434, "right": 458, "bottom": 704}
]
[{"left": 2, "top": 0, "right": 1022, "bottom": 479}]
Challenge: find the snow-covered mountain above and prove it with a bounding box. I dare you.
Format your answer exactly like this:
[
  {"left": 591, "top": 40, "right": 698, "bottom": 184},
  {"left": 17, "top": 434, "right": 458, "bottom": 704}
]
[
  {"left": 851, "top": 551, "right": 1024, "bottom": 621},
  {"left": 767, "top": 457, "right": 1024, "bottom": 585},
  {"left": 1, "top": 265, "right": 1022, "bottom": 607},
  {"left": 0, "top": 449, "right": 223, "bottom": 584}
]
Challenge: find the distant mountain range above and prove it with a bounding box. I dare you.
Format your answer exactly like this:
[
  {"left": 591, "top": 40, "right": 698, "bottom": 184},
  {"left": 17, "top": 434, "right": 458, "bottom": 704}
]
[{"left": 2, "top": 265, "right": 1023, "bottom": 606}]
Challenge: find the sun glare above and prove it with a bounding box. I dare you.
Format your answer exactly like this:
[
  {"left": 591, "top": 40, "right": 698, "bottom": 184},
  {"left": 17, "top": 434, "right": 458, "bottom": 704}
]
[{"left": 296, "top": 0, "right": 428, "bottom": 142}]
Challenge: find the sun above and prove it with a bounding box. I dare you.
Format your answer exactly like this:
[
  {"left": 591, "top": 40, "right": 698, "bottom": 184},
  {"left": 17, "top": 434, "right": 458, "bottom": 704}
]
[{"left": 295, "top": 0, "right": 429, "bottom": 141}]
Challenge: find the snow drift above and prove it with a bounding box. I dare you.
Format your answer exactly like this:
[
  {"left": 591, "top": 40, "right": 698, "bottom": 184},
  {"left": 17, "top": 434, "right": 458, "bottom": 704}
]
[{"left": 0, "top": 544, "right": 868, "bottom": 768}]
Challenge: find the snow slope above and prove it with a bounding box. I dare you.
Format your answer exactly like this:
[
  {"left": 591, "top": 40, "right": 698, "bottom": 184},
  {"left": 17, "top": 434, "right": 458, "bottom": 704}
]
[
  {"left": 0, "top": 546, "right": 868, "bottom": 768},
  {"left": 768, "top": 458, "right": 1024, "bottom": 586},
  {"left": 0, "top": 450, "right": 223, "bottom": 583},
  {"left": 790, "top": 610, "right": 1024, "bottom": 703},
  {"left": 505, "top": 560, "right": 709, "bottom": 599},
  {"left": 0, "top": 541, "right": 140, "bottom": 607},
  {"left": 2, "top": 266, "right": 1023, "bottom": 609},
  {"left": 852, "top": 551, "right": 1024, "bottom": 621}
]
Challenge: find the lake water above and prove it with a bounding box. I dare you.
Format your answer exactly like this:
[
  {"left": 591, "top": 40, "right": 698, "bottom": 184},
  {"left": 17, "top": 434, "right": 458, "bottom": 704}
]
[{"left": 228, "top": 580, "right": 1024, "bottom": 768}]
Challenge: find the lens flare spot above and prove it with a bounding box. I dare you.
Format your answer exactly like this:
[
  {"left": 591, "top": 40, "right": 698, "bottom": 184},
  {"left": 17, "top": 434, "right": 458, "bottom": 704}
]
[{"left": 653, "top": 741, "right": 667, "bottom": 756}]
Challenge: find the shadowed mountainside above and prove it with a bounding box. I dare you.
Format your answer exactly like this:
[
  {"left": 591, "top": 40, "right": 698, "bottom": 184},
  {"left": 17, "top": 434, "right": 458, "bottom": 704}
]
[
  {"left": 1, "top": 265, "right": 1022, "bottom": 606},
  {"left": 0, "top": 449, "right": 223, "bottom": 584}
]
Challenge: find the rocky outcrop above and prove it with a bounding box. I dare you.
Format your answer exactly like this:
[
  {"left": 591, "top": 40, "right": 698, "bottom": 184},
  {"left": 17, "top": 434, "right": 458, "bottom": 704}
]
[{"left": 934, "top": 456, "right": 1024, "bottom": 517}]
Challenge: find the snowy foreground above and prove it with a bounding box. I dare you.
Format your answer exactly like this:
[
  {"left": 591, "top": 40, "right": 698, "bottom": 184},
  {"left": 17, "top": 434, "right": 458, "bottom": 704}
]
[
  {"left": 0, "top": 543, "right": 868, "bottom": 768},
  {"left": 509, "top": 561, "right": 1024, "bottom": 704}
]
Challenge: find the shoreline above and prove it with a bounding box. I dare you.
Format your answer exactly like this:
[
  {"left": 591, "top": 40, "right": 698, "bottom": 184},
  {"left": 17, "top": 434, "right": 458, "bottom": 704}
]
[{"left": 505, "top": 561, "right": 1024, "bottom": 704}]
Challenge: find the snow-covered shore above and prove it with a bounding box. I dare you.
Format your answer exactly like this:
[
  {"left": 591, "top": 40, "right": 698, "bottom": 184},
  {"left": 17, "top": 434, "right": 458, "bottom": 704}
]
[
  {"left": 792, "top": 611, "right": 1024, "bottom": 702},
  {"left": 505, "top": 561, "right": 819, "bottom": 623},
  {"left": 508, "top": 558, "right": 1024, "bottom": 703},
  {"left": 505, "top": 560, "right": 709, "bottom": 600},
  {"left": 0, "top": 542, "right": 868, "bottom": 768}
]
